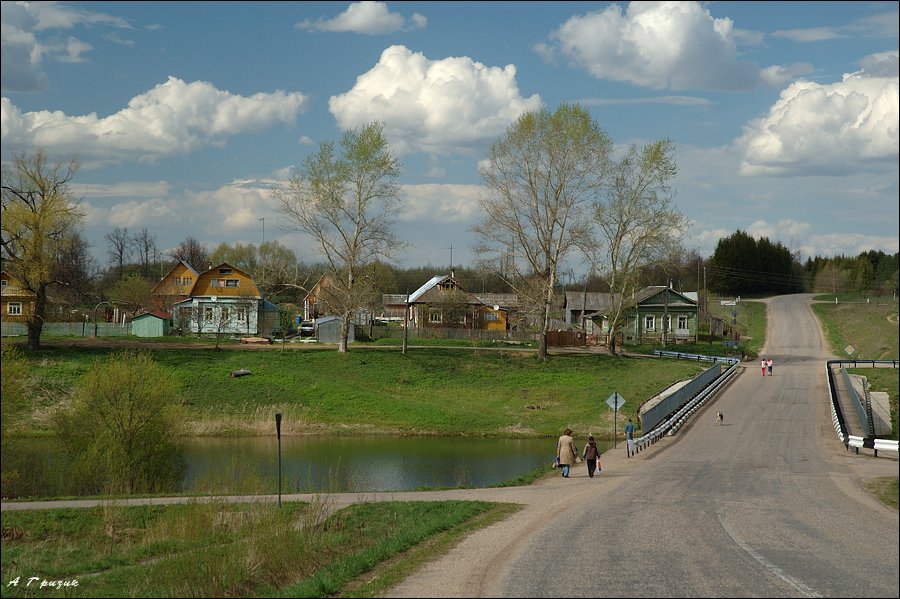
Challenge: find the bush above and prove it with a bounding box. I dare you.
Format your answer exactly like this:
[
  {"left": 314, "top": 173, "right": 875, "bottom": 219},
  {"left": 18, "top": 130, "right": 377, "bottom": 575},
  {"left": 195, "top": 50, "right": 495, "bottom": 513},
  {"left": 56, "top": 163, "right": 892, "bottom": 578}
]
[{"left": 54, "top": 350, "right": 186, "bottom": 495}]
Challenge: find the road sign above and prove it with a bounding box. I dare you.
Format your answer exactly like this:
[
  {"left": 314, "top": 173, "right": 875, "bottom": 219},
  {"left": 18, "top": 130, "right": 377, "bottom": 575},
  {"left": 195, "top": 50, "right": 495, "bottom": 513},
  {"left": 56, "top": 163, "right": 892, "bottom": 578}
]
[
  {"left": 606, "top": 392, "right": 625, "bottom": 411},
  {"left": 845, "top": 344, "right": 856, "bottom": 355}
]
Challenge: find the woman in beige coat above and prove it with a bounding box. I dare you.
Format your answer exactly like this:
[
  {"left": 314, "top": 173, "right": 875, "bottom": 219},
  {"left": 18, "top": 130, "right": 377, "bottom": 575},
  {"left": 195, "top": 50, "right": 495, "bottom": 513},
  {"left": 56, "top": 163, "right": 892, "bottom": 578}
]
[{"left": 557, "top": 428, "right": 577, "bottom": 478}]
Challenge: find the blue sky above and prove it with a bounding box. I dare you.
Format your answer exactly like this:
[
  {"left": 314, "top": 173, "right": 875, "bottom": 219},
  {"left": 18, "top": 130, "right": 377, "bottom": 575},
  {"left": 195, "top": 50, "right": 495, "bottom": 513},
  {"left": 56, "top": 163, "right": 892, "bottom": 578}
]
[{"left": 2, "top": 1, "right": 898, "bottom": 274}]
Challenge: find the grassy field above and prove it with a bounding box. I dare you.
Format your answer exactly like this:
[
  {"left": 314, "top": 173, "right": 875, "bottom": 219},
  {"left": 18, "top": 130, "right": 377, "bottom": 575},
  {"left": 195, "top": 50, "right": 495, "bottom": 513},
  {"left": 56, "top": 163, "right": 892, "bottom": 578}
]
[
  {"left": 9, "top": 345, "right": 707, "bottom": 440},
  {"left": 810, "top": 295, "right": 899, "bottom": 360},
  {"left": 0, "top": 499, "right": 519, "bottom": 598}
]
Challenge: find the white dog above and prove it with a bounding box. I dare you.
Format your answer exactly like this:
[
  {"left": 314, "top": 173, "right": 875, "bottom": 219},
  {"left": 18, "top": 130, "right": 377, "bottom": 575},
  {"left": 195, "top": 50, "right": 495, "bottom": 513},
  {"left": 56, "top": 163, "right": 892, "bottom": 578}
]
[{"left": 716, "top": 412, "right": 724, "bottom": 425}]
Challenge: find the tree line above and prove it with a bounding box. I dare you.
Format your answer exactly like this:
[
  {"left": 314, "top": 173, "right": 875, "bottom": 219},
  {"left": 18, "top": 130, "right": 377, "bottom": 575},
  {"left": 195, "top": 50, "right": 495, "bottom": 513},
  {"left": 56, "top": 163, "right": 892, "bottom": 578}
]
[{"left": 706, "top": 230, "right": 897, "bottom": 297}]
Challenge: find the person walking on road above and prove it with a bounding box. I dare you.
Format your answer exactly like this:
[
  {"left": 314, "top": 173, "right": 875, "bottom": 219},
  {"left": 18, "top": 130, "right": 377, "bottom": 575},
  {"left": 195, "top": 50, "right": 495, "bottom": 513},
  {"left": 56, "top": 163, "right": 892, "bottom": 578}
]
[
  {"left": 582, "top": 435, "right": 602, "bottom": 478},
  {"left": 557, "top": 428, "right": 577, "bottom": 478},
  {"left": 767, "top": 358, "right": 773, "bottom": 376},
  {"left": 761, "top": 358, "right": 767, "bottom": 377},
  {"left": 624, "top": 418, "right": 636, "bottom": 457}
]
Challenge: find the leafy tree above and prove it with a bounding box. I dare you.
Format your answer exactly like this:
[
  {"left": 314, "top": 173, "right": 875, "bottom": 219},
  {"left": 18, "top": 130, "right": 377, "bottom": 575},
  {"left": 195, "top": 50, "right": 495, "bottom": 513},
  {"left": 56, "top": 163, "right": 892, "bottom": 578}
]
[
  {"left": 475, "top": 104, "right": 613, "bottom": 361},
  {"left": 594, "top": 138, "right": 688, "bottom": 354},
  {"left": 53, "top": 351, "right": 186, "bottom": 495},
  {"left": 1, "top": 150, "right": 84, "bottom": 350},
  {"left": 108, "top": 273, "right": 153, "bottom": 318},
  {"left": 706, "top": 230, "right": 800, "bottom": 296},
  {"left": 274, "top": 121, "right": 404, "bottom": 353}
]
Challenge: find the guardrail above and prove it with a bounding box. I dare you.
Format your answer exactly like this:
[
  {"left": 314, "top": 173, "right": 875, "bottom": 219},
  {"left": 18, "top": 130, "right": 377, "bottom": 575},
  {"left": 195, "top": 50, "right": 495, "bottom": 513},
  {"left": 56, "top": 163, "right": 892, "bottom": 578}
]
[
  {"left": 826, "top": 360, "right": 898, "bottom": 457},
  {"left": 628, "top": 357, "right": 740, "bottom": 456},
  {"left": 652, "top": 350, "right": 740, "bottom": 365}
]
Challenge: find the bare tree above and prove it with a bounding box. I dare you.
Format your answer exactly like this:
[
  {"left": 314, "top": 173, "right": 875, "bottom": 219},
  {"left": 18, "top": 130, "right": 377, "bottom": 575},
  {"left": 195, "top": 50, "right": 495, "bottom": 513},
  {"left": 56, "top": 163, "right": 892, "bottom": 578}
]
[
  {"left": 474, "top": 104, "right": 613, "bottom": 361},
  {"left": 54, "top": 231, "right": 97, "bottom": 306},
  {"left": 594, "top": 138, "right": 688, "bottom": 354},
  {"left": 106, "top": 226, "right": 132, "bottom": 279},
  {"left": 1, "top": 150, "right": 84, "bottom": 350},
  {"left": 133, "top": 228, "right": 157, "bottom": 278},
  {"left": 168, "top": 237, "right": 209, "bottom": 272},
  {"left": 274, "top": 122, "right": 404, "bottom": 352}
]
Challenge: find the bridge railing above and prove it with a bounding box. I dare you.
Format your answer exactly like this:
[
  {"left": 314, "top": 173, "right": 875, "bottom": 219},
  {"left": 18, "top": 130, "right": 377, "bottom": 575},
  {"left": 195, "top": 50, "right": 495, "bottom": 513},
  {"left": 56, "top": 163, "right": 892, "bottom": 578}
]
[{"left": 826, "top": 360, "right": 898, "bottom": 456}]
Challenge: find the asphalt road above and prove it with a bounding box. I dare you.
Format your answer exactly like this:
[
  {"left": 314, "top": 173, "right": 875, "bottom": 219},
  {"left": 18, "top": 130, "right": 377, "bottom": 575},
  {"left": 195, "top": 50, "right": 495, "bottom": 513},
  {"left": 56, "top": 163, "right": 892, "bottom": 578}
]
[{"left": 386, "top": 294, "right": 899, "bottom": 598}]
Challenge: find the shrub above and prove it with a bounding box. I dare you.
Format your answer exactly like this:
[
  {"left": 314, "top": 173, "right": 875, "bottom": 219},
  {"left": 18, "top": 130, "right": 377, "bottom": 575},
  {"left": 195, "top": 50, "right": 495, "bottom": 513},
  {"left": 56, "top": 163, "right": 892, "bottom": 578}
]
[{"left": 54, "top": 350, "right": 186, "bottom": 495}]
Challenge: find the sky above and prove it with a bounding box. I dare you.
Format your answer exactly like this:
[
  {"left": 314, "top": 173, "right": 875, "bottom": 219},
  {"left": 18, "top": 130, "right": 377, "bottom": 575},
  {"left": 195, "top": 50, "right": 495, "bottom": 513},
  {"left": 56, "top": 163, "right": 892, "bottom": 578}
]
[{"left": 2, "top": 1, "right": 898, "bottom": 277}]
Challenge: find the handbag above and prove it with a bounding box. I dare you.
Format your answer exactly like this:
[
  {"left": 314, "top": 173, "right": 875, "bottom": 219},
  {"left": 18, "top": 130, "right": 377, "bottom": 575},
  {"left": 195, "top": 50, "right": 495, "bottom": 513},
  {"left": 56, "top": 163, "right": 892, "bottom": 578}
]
[{"left": 575, "top": 455, "right": 582, "bottom": 464}]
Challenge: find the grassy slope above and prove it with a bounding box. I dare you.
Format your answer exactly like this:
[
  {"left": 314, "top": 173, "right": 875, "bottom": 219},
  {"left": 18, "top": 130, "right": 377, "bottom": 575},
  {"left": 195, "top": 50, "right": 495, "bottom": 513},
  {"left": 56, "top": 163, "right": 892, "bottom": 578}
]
[{"left": 12, "top": 345, "right": 706, "bottom": 439}]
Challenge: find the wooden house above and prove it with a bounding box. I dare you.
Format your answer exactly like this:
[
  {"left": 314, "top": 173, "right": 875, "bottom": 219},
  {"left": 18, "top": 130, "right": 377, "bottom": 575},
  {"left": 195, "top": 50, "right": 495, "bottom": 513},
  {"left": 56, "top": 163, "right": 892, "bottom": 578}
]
[
  {"left": 0, "top": 271, "right": 36, "bottom": 323},
  {"left": 151, "top": 260, "right": 200, "bottom": 312},
  {"left": 303, "top": 273, "right": 335, "bottom": 321},
  {"left": 622, "top": 286, "right": 699, "bottom": 344},
  {"left": 406, "top": 274, "right": 508, "bottom": 331},
  {"left": 172, "top": 262, "right": 265, "bottom": 335}
]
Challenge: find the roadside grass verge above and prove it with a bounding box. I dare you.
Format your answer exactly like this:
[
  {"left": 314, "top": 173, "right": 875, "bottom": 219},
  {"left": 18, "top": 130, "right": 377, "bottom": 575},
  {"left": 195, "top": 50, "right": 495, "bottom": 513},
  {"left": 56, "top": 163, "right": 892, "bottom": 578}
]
[
  {"left": 9, "top": 347, "right": 706, "bottom": 439},
  {"left": 0, "top": 499, "right": 518, "bottom": 598},
  {"left": 864, "top": 477, "right": 899, "bottom": 511},
  {"left": 810, "top": 295, "right": 899, "bottom": 360}
]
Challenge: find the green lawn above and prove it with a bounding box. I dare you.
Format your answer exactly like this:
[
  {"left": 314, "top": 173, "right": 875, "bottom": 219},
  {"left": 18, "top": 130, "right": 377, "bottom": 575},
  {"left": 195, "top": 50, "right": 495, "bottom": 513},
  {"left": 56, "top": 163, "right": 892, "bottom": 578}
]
[
  {"left": 9, "top": 345, "right": 706, "bottom": 439},
  {"left": 0, "top": 500, "right": 518, "bottom": 598}
]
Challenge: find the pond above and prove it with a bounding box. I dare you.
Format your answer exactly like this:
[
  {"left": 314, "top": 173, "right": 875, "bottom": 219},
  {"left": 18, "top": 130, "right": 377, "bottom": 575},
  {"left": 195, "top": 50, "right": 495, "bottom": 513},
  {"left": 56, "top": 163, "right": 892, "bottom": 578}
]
[{"left": 2, "top": 436, "right": 612, "bottom": 498}]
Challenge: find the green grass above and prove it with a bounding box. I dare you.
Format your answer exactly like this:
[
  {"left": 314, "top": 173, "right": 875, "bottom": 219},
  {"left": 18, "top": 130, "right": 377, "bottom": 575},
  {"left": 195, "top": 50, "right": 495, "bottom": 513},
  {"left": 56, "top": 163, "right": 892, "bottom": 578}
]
[
  {"left": 0, "top": 500, "right": 519, "bottom": 598},
  {"left": 864, "top": 477, "right": 899, "bottom": 511},
  {"left": 8, "top": 346, "right": 706, "bottom": 439},
  {"left": 847, "top": 368, "right": 899, "bottom": 441},
  {"left": 811, "top": 296, "right": 899, "bottom": 360}
]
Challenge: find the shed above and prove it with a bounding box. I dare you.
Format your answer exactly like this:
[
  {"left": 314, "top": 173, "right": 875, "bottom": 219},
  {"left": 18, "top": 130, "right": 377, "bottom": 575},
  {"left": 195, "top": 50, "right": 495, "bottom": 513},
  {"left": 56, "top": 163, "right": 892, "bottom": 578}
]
[
  {"left": 132, "top": 309, "right": 170, "bottom": 337},
  {"left": 316, "top": 315, "right": 354, "bottom": 344}
]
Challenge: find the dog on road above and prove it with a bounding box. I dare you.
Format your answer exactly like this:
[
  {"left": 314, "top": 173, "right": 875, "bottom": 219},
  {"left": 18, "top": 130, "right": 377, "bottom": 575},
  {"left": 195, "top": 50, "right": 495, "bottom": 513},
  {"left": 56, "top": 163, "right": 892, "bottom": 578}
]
[{"left": 716, "top": 412, "right": 724, "bottom": 425}]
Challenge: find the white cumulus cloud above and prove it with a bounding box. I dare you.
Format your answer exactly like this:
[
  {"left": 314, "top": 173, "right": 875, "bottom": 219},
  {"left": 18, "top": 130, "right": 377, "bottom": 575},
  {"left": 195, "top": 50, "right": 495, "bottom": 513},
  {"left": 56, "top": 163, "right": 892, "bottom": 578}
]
[
  {"left": 1, "top": 77, "right": 309, "bottom": 164},
  {"left": 400, "top": 184, "right": 484, "bottom": 223},
  {"left": 296, "top": 1, "right": 426, "bottom": 35},
  {"left": 329, "top": 45, "right": 541, "bottom": 155},
  {"left": 738, "top": 52, "right": 899, "bottom": 176},
  {"left": 540, "top": 1, "right": 797, "bottom": 91}
]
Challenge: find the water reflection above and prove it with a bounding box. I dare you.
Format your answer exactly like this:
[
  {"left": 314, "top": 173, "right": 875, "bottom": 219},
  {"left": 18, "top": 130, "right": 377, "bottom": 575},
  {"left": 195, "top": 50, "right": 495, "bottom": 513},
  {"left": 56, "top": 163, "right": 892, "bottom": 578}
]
[{"left": 3, "top": 436, "right": 608, "bottom": 498}]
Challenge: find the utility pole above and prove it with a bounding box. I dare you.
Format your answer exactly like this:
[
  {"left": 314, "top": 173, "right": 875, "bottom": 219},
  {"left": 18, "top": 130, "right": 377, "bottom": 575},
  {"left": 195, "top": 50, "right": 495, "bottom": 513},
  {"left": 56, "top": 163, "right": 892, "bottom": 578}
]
[{"left": 402, "top": 283, "right": 410, "bottom": 355}]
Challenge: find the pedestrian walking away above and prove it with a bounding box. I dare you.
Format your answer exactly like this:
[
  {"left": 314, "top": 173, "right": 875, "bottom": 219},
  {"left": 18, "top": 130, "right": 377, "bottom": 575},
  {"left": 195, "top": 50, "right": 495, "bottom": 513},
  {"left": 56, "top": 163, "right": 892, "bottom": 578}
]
[
  {"left": 767, "top": 358, "right": 773, "bottom": 376},
  {"left": 583, "top": 435, "right": 602, "bottom": 478},
  {"left": 761, "top": 358, "right": 767, "bottom": 377},
  {"left": 624, "top": 418, "right": 636, "bottom": 458},
  {"left": 557, "top": 428, "right": 577, "bottom": 478}
]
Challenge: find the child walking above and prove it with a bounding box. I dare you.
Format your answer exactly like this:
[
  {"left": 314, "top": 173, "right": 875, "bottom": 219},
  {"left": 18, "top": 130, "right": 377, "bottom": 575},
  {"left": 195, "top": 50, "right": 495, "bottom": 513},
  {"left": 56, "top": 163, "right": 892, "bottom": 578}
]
[{"left": 583, "top": 435, "right": 602, "bottom": 478}]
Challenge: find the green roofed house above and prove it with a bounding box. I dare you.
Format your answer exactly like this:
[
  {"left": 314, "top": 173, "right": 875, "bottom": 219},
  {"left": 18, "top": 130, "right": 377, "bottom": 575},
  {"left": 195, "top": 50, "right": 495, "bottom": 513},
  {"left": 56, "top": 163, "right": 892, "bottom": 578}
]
[{"left": 131, "top": 309, "right": 170, "bottom": 337}]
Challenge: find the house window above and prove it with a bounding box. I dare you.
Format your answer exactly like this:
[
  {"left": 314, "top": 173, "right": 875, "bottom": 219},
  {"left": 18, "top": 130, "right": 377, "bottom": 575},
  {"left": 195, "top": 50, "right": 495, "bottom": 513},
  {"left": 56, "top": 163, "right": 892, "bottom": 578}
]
[
  {"left": 220, "top": 307, "right": 230, "bottom": 322},
  {"left": 237, "top": 307, "right": 247, "bottom": 322},
  {"left": 219, "top": 268, "right": 232, "bottom": 275},
  {"left": 225, "top": 279, "right": 240, "bottom": 288},
  {"left": 665, "top": 315, "right": 671, "bottom": 331},
  {"left": 484, "top": 312, "right": 498, "bottom": 321},
  {"left": 7, "top": 302, "right": 22, "bottom": 316},
  {"left": 429, "top": 311, "right": 443, "bottom": 323},
  {"left": 204, "top": 306, "right": 214, "bottom": 322},
  {"left": 644, "top": 315, "right": 655, "bottom": 331},
  {"left": 678, "top": 315, "right": 689, "bottom": 329},
  {"left": 175, "top": 276, "right": 193, "bottom": 286},
  {"left": 1, "top": 279, "right": 7, "bottom": 287}
]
